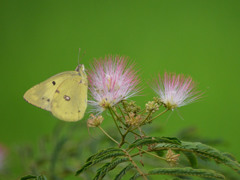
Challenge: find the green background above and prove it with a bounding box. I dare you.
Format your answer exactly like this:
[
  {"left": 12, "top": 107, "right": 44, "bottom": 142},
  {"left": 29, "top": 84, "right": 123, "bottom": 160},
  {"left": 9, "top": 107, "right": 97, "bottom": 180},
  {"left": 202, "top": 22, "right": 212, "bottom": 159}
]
[{"left": 1, "top": 0, "right": 240, "bottom": 178}]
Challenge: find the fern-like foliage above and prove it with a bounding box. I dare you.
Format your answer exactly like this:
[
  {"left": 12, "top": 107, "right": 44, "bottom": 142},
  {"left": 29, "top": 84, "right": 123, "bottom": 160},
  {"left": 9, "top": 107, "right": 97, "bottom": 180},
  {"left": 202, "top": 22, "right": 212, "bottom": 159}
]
[
  {"left": 182, "top": 151, "right": 198, "bottom": 168},
  {"left": 20, "top": 175, "right": 47, "bottom": 180},
  {"left": 75, "top": 137, "right": 240, "bottom": 179},
  {"left": 86, "top": 148, "right": 123, "bottom": 162},
  {"left": 93, "top": 157, "right": 129, "bottom": 180},
  {"left": 154, "top": 141, "right": 240, "bottom": 173},
  {"left": 114, "top": 163, "right": 134, "bottom": 180},
  {"left": 129, "top": 167, "right": 225, "bottom": 180},
  {"left": 129, "top": 136, "right": 181, "bottom": 148},
  {"left": 76, "top": 147, "right": 125, "bottom": 176}
]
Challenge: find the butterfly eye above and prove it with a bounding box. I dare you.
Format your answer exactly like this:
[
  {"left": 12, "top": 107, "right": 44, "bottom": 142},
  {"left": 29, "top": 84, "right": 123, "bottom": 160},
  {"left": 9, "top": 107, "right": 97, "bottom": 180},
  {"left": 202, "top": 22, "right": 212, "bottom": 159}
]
[{"left": 52, "top": 81, "right": 56, "bottom": 85}]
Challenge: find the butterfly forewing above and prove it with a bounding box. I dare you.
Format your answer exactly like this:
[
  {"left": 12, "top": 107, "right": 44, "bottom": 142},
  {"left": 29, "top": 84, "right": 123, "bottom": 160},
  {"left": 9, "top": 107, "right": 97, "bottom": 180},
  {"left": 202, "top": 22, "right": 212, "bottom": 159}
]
[{"left": 23, "top": 72, "right": 77, "bottom": 111}]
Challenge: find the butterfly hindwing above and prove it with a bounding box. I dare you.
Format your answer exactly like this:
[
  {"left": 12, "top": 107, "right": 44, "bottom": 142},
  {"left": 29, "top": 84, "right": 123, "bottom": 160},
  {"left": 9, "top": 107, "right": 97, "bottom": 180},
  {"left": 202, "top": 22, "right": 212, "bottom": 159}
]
[{"left": 51, "top": 75, "right": 88, "bottom": 122}]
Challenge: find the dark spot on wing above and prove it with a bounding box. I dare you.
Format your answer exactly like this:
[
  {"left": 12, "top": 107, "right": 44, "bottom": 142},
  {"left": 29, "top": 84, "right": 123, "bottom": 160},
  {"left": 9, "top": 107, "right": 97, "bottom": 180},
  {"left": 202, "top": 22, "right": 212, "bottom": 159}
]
[
  {"left": 78, "top": 110, "right": 81, "bottom": 112},
  {"left": 56, "top": 90, "right": 60, "bottom": 93},
  {"left": 64, "top": 95, "right": 71, "bottom": 101},
  {"left": 42, "top": 97, "right": 45, "bottom": 100},
  {"left": 52, "top": 81, "right": 56, "bottom": 85},
  {"left": 47, "top": 99, "right": 50, "bottom": 102}
]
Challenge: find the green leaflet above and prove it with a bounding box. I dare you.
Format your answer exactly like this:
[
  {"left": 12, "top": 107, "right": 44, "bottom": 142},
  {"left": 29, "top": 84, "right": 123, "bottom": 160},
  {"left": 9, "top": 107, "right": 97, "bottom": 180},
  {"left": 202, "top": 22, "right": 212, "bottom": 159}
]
[
  {"left": 114, "top": 164, "right": 134, "bottom": 180},
  {"left": 182, "top": 151, "right": 198, "bottom": 168},
  {"left": 86, "top": 148, "right": 123, "bottom": 162},
  {"left": 129, "top": 167, "right": 225, "bottom": 180},
  {"left": 76, "top": 148, "right": 125, "bottom": 175},
  {"left": 21, "top": 175, "right": 47, "bottom": 180},
  {"left": 75, "top": 161, "right": 93, "bottom": 175},
  {"left": 222, "top": 152, "right": 237, "bottom": 161},
  {"left": 21, "top": 175, "right": 37, "bottom": 180},
  {"left": 129, "top": 136, "right": 181, "bottom": 148},
  {"left": 93, "top": 157, "right": 129, "bottom": 180},
  {"left": 154, "top": 141, "right": 240, "bottom": 174}
]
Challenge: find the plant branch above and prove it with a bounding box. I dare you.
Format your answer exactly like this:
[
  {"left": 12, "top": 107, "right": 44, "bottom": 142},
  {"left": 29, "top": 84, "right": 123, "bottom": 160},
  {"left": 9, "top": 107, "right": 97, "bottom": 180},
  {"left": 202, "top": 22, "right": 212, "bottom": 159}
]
[
  {"left": 138, "top": 127, "right": 146, "bottom": 136},
  {"left": 98, "top": 126, "right": 119, "bottom": 145},
  {"left": 112, "top": 106, "right": 127, "bottom": 127},
  {"left": 108, "top": 107, "right": 123, "bottom": 136},
  {"left": 131, "top": 148, "right": 166, "bottom": 162},
  {"left": 130, "top": 111, "right": 153, "bottom": 132},
  {"left": 123, "top": 149, "right": 148, "bottom": 180},
  {"left": 129, "top": 130, "right": 142, "bottom": 137},
  {"left": 148, "top": 109, "right": 168, "bottom": 122},
  {"left": 118, "top": 127, "right": 131, "bottom": 148},
  {"left": 139, "top": 148, "right": 166, "bottom": 161},
  {"left": 117, "top": 105, "right": 128, "bottom": 126},
  {"left": 139, "top": 108, "right": 146, "bottom": 114}
]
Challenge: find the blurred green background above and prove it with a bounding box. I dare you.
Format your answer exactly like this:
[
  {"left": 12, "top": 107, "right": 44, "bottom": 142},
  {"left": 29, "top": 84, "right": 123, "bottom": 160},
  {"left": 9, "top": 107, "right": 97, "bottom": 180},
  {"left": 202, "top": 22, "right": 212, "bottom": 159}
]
[{"left": 1, "top": 0, "right": 240, "bottom": 179}]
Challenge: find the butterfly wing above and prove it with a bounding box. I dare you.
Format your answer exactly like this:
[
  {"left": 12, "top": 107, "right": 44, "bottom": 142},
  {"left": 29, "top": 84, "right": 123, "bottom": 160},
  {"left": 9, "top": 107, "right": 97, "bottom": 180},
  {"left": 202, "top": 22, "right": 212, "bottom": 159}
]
[
  {"left": 24, "top": 71, "right": 77, "bottom": 111},
  {"left": 51, "top": 75, "right": 88, "bottom": 122}
]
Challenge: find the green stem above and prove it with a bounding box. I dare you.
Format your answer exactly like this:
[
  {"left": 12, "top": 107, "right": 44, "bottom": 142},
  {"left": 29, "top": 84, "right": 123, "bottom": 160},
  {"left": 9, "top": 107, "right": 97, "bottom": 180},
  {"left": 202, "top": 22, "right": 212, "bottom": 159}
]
[
  {"left": 140, "top": 149, "right": 166, "bottom": 161},
  {"left": 129, "top": 130, "right": 142, "bottom": 137},
  {"left": 117, "top": 105, "right": 128, "bottom": 126},
  {"left": 131, "top": 149, "right": 166, "bottom": 161},
  {"left": 109, "top": 108, "right": 123, "bottom": 136},
  {"left": 142, "top": 110, "right": 153, "bottom": 123},
  {"left": 98, "top": 126, "right": 119, "bottom": 145},
  {"left": 121, "top": 100, "right": 130, "bottom": 117},
  {"left": 122, "top": 149, "right": 148, "bottom": 180},
  {"left": 131, "top": 111, "right": 153, "bottom": 132},
  {"left": 112, "top": 106, "right": 127, "bottom": 127},
  {"left": 118, "top": 104, "right": 125, "bottom": 117},
  {"left": 118, "top": 127, "right": 131, "bottom": 147},
  {"left": 119, "top": 128, "right": 143, "bottom": 148},
  {"left": 138, "top": 127, "right": 146, "bottom": 136},
  {"left": 148, "top": 109, "right": 168, "bottom": 122},
  {"left": 139, "top": 108, "right": 146, "bottom": 114}
]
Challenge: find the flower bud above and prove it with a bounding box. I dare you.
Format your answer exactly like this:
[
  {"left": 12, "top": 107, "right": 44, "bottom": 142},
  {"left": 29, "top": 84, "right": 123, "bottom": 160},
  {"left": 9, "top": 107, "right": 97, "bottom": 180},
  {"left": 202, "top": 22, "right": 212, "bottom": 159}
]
[
  {"left": 87, "top": 114, "right": 104, "bottom": 127},
  {"left": 153, "top": 97, "right": 162, "bottom": 105},
  {"left": 145, "top": 101, "right": 159, "bottom": 113},
  {"left": 166, "top": 149, "right": 180, "bottom": 166},
  {"left": 125, "top": 112, "right": 142, "bottom": 127},
  {"left": 124, "top": 101, "right": 141, "bottom": 114}
]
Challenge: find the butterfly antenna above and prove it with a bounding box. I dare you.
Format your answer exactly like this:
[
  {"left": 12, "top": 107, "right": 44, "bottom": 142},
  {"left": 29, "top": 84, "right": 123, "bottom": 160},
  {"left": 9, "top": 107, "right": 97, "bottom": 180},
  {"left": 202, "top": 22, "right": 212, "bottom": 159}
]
[
  {"left": 77, "top": 48, "right": 87, "bottom": 65},
  {"left": 78, "top": 48, "right": 81, "bottom": 65}
]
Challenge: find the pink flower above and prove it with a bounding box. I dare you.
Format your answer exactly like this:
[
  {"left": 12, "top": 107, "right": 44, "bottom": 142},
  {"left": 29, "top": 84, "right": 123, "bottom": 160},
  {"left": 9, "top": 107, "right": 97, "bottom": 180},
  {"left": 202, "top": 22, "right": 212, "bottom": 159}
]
[
  {"left": 153, "top": 73, "right": 201, "bottom": 110},
  {"left": 88, "top": 56, "right": 140, "bottom": 113}
]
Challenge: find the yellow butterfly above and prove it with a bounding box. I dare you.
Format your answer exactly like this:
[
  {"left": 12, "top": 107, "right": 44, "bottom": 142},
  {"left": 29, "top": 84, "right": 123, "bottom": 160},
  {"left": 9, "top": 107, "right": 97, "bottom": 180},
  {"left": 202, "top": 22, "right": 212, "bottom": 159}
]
[{"left": 24, "top": 64, "right": 88, "bottom": 122}]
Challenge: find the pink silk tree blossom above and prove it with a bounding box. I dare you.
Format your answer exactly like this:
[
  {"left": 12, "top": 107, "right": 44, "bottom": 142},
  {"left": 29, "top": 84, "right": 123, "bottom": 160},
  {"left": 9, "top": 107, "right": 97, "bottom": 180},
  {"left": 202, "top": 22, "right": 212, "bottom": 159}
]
[
  {"left": 88, "top": 56, "right": 140, "bottom": 113},
  {"left": 153, "top": 73, "right": 201, "bottom": 110}
]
